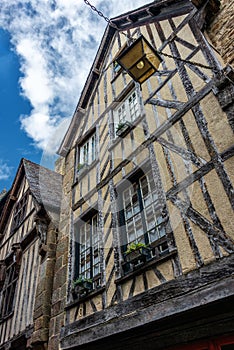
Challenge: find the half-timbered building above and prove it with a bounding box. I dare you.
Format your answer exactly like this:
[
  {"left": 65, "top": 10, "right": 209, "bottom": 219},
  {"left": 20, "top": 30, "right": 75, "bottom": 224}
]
[
  {"left": 0, "top": 159, "right": 62, "bottom": 350},
  {"left": 50, "top": 0, "right": 234, "bottom": 349}
]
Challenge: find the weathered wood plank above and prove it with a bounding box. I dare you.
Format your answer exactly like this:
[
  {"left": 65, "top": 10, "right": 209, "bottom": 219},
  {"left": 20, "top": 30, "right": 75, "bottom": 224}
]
[
  {"left": 157, "top": 137, "right": 206, "bottom": 166},
  {"left": 166, "top": 145, "right": 234, "bottom": 198},
  {"left": 169, "top": 195, "right": 234, "bottom": 253},
  {"left": 148, "top": 97, "right": 184, "bottom": 110},
  {"left": 60, "top": 255, "right": 234, "bottom": 350}
]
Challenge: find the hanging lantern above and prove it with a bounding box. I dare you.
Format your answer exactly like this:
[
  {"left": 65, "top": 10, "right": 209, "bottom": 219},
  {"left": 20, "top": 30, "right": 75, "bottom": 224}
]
[{"left": 116, "top": 35, "right": 162, "bottom": 84}]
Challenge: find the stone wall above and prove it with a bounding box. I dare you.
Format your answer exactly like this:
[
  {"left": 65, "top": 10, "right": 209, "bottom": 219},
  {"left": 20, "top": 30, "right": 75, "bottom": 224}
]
[
  {"left": 207, "top": 0, "right": 234, "bottom": 67},
  {"left": 48, "top": 149, "right": 75, "bottom": 350},
  {"left": 31, "top": 221, "right": 58, "bottom": 349}
]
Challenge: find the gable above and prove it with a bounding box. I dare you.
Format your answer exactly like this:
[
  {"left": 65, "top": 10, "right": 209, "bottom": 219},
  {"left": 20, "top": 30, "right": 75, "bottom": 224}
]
[
  {"left": 58, "top": 0, "right": 221, "bottom": 157},
  {"left": 0, "top": 159, "right": 62, "bottom": 242}
]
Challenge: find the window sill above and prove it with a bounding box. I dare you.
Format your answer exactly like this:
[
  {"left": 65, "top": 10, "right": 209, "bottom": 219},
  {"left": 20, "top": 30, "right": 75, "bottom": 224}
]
[
  {"left": 109, "top": 113, "right": 145, "bottom": 151},
  {"left": 116, "top": 121, "right": 134, "bottom": 137},
  {"left": 115, "top": 248, "right": 177, "bottom": 285},
  {"left": 65, "top": 286, "right": 105, "bottom": 310},
  {"left": 73, "top": 159, "right": 98, "bottom": 186}
]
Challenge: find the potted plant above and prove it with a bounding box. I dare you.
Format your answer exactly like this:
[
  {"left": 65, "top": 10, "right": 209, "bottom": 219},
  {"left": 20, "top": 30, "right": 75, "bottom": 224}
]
[
  {"left": 77, "top": 163, "right": 89, "bottom": 174},
  {"left": 72, "top": 277, "right": 93, "bottom": 298},
  {"left": 116, "top": 121, "right": 132, "bottom": 137},
  {"left": 124, "top": 242, "right": 151, "bottom": 264}
]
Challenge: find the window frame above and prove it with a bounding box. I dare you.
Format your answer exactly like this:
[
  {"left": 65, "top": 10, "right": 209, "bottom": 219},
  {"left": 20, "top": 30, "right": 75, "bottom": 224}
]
[
  {"left": 11, "top": 191, "right": 29, "bottom": 232},
  {"left": 114, "top": 89, "right": 141, "bottom": 137},
  {"left": 74, "top": 210, "right": 102, "bottom": 290},
  {"left": 79, "top": 132, "right": 97, "bottom": 167},
  {"left": 0, "top": 249, "right": 21, "bottom": 320},
  {"left": 118, "top": 168, "right": 169, "bottom": 260},
  {"left": 75, "top": 129, "right": 97, "bottom": 180}
]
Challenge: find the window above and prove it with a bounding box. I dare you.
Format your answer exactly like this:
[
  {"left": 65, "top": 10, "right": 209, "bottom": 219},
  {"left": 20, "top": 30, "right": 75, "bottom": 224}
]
[
  {"left": 113, "top": 60, "right": 121, "bottom": 75},
  {"left": 120, "top": 169, "right": 168, "bottom": 256},
  {"left": 74, "top": 213, "right": 101, "bottom": 288},
  {"left": 114, "top": 90, "right": 141, "bottom": 136},
  {"left": 11, "top": 192, "right": 28, "bottom": 231},
  {"left": 0, "top": 252, "right": 20, "bottom": 319},
  {"left": 79, "top": 133, "right": 96, "bottom": 166}
]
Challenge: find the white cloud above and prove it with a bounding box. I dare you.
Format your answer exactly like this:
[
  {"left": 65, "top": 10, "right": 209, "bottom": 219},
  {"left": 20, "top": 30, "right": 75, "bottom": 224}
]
[
  {"left": 0, "top": 161, "right": 12, "bottom": 181},
  {"left": 0, "top": 0, "right": 148, "bottom": 154}
]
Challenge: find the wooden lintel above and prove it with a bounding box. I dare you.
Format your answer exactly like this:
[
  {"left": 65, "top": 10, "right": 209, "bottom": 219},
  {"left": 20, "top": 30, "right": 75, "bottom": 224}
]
[{"left": 60, "top": 255, "right": 234, "bottom": 350}]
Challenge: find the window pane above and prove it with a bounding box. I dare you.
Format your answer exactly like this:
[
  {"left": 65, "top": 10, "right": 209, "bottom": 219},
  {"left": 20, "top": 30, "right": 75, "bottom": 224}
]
[
  {"left": 128, "top": 91, "right": 139, "bottom": 121},
  {"left": 121, "top": 170, "right": 167, "bottom": 252},
  {"left": 79, "top": 132, "right": 96, "bottom": 167},
  {"left": 0, "top": 261, "right": 19, "bottom": 317},
  {"left": 76, "top": 214, "right": 101, "bottom": 282}
]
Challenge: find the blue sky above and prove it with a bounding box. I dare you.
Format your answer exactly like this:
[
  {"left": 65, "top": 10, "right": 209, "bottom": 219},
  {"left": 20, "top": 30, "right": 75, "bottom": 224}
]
[{"left": 0, "top": 0, "right": 147, "bottom": 191}]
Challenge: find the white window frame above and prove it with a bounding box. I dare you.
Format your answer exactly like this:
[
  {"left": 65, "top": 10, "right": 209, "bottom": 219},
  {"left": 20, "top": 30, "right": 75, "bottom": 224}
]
[
  {"left": 114, "top": 89, "right": 141, "bottom": 135},
  {"left": 79, "top": 132, "right": 96, "bottom": 166}
]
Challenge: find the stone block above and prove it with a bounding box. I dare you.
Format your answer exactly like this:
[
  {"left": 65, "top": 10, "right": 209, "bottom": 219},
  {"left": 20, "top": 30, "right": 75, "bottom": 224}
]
[
  {"left": 32, "top": 328, "right": 49, "bottom": 344},
  {"left": 48, "top": 335, "right": 59, "bottom": 350},
  {"left": 56, "top": 236, "right": 69, "bottom": 258},
  {"left": 33, "top": 306, "right": 43, "bottom": 320},
  {"left": 54, "top": 256, "right": 63, "bottom": 274},
  {"left": 53, "top": 266, "right": 67, "bottom": 290},
  {"left": 54, "top": 314, "right": 65, "bottom": 335}
]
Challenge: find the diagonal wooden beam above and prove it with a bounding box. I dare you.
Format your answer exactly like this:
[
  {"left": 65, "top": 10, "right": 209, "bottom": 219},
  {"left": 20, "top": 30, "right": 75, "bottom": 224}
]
[
  {"left": 166, "top": 145, "right": 234, "bottom": 199},
  {"left": 157, "top": 137, "right": 207, "bottom": 166},
  {"left": 169, "top": 194, "right": 234, "bottom": 253},
  {"left": 147, "top": 97, "right": 184, "bottom": 110}
]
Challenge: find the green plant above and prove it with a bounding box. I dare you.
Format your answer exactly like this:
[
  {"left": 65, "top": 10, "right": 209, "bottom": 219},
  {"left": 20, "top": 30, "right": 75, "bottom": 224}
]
[
  {"left": 77, "top": 163, "right": 86, "bottom": 171},
  {"left": 125, "top": 242, "right": 148, "bottom": 255},
  {"left": 116, "top": 122, "right": 126, "bottom": 132},
  {"left": 73, "top": 276, "right": 92, "bottom": 287}
]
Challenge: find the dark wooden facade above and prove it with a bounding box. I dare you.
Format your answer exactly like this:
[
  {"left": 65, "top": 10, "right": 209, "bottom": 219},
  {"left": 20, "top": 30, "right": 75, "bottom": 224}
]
[{"left": 0, "top": 159, "right": 62, "bottom": 350}]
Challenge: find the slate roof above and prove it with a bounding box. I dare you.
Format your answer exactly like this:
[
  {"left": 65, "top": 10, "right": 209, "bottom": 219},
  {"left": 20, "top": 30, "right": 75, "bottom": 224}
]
[
  {"left": 0, "top": 159, "right": 63, "bottom": 234},
  {"left": 23, "top": 159, "right": 62, "bottom": 215}
]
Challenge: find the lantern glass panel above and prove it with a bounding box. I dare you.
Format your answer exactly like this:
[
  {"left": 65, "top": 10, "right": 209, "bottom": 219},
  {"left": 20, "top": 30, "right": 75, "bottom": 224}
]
[
  {"left": 129, "top": 57, "right": 153, "bottom": 81},
  {"left": 143, "top": 41, "right": 162, "bottom": 70},
  {"left": 116, "top": 35, "right": 162, "bottom": 84},
  {"left": 118, "top": 40, "right": 144, "bottom": 70}
]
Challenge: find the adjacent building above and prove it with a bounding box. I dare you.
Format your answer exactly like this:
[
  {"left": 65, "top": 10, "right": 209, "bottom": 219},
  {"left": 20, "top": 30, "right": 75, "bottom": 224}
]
[{"left": 0, "top": 159, "right": 62, "bottom": 350}]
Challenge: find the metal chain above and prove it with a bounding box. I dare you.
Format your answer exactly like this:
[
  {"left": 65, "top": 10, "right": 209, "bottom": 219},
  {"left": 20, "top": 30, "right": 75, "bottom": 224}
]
[
  {"left": 159, "top": 51, "right": 215, "bottom": 70},
  {"left": 83, "top": 0, "right": 131, "bottom": 38},
  {"left": 83, "top": 0, "right": 215, "bottom": 71},
  {"left": 84, "top": 0, "right": 118, "bottom": 29}
]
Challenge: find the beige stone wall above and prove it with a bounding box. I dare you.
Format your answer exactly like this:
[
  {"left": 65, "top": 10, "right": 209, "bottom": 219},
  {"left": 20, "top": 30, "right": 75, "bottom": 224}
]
[
  {"left": 31, "top": 222, "right": 58, "bottom": 349},
  {"left": 48, "top": 150, "right": 74, "bottom": 350},
  {"left": 207, "top": 0, "right": 234, "bottom": 67},
  {"left": 54, "top": 4, "right": 234, "bottom": 346}
]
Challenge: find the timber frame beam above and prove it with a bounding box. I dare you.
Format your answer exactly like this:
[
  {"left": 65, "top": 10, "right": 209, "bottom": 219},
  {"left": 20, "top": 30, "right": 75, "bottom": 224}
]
[{"left": 60, "top": 255, "right": 234, "bottom": 350}]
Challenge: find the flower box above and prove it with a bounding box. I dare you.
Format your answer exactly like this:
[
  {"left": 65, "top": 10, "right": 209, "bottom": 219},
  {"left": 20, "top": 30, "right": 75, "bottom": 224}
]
[
  {"left": 77, "top": 163, "right": 89, "bottom": 174},
  {"left": 72, "top": 278, "right": 93, "bottom": 299},
  {"left": 124, "top": 243, "right": 151, "bottom": 265},
  {"left": 116, "top": 121, "right": 132, "bottom": 137}
]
